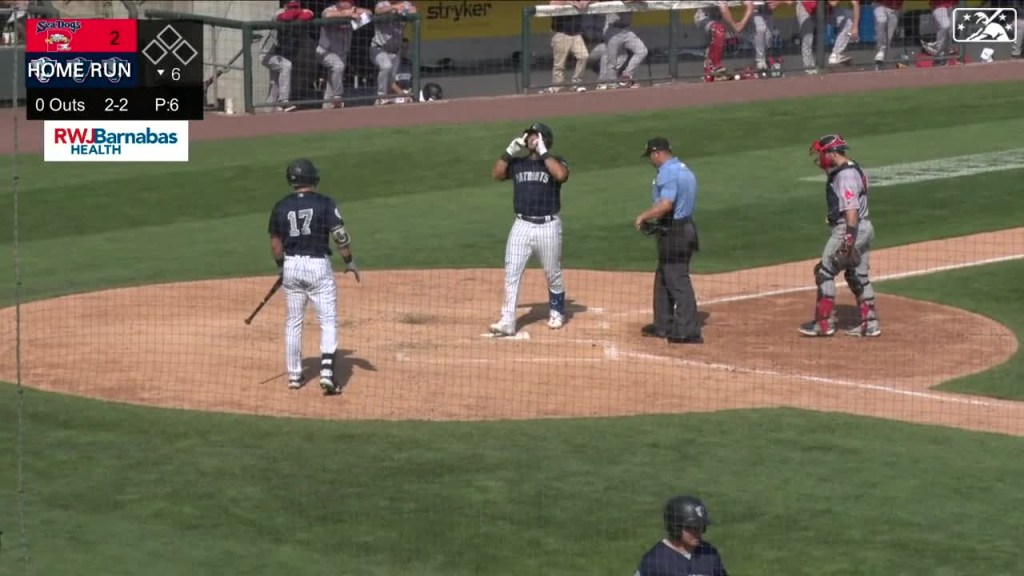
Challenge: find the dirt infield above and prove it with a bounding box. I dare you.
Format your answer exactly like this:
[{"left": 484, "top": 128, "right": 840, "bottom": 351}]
[
  {"left": 2, "top": 229, "right": 1022, "bottom": 435},
  {"left": 3, "top": 61, "right": 1023, "bottom": 434}
]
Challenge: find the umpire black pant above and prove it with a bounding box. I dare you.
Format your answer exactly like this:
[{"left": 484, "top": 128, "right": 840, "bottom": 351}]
[{"left": 653, "top": 217, "right": 701, "bottom": 339}]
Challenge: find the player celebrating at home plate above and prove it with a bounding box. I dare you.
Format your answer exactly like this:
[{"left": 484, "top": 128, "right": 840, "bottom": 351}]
[
  {"left": 489, "top": 123, "right": 570, "bottom": 337},
  {"left": 268, "top": 159, "right": 361, "bottom": 394}
]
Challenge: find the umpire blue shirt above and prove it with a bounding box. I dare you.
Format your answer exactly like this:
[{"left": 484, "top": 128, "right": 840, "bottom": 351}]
[{"left": 652, "top": 157, "right": 697, "bottom": 220}]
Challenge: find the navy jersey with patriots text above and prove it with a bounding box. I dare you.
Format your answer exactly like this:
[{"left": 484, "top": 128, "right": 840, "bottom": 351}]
[
  {"left": 506, "top": 155, "right": 568, "bottom": 217},
  {"left": 635, "top": 540, "right": 729, "bottom": 576},
  {"left": 268, "top": 191, "right": 344, "bottom": 257}
]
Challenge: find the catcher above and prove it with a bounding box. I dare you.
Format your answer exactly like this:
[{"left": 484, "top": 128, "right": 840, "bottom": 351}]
[{"left": 799, "top": 134, "right": 881, "bottom": 338}]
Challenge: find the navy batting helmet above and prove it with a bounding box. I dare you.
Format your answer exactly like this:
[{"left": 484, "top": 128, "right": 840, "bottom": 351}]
[
  {"left": 663, "top": 495, "right": 712, "bottom": 538},
  {"left": 526, "top": 122, "right": 554, "bottom": 148},
  {"left": 286, "top": 158, "right": 320, "bottom": 187}
]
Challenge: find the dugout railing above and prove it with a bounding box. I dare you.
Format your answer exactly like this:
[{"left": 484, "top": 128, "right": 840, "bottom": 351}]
[{"left": 142, "top": 8, "right": 422, "bottom": 114}]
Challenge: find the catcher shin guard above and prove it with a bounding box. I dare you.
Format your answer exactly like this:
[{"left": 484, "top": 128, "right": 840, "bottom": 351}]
[
  {"left": 801, "top": 263, "right": 837, "bottom": 336},
  {"left": 707, "top": 21, "right": 726, "bottom": 69}
]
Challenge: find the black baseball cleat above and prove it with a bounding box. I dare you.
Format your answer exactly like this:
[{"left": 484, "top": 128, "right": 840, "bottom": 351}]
[
  {"left": 641, "top": 324, "right": 668, "bottom": 338},
  {"left": 667, "top": 335, "right": 703, "bottom": 345}
]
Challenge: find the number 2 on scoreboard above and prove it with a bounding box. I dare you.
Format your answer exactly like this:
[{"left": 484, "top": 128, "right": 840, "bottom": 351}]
[
  {"left": 110, "top": 30, "right": 120, "bottom": 45},
  {"left": 105, "top": 97, "right": 128, "bottom": 112}
]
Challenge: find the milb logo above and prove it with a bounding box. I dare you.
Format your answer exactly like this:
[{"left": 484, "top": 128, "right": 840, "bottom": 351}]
[
  {"left": 952, "top": 7, "right": 1018, "bottom": 43},
  {"left": 54, "top": 127, "right": 180, "bottom": 156}
]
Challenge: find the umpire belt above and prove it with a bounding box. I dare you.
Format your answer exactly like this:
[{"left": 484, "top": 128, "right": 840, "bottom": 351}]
[{"left": 516, "top": 214, "right": 558, "bottom": 224}]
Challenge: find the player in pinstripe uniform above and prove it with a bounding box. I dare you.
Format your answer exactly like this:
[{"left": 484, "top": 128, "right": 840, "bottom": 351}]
[
  {"left": 268, "top": 159, "right": 361, "bottom": 394},
  {"left": 489, "top": 123, "right": 570, "bottom": 337}
]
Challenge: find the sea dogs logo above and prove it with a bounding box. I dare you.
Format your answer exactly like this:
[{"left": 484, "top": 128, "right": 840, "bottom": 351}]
[{"left": 35, "top": 20, "right": 82, "bottom": 52}]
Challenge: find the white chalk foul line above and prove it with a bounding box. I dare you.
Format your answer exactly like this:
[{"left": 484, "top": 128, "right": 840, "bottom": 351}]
[
  {"left": 569, "top": 339, "right": 1021, "bottom": 410},
  {"left": 616, "top": 348, "right": 1020, "bottom": 409},
  {"left": 798, "top": 148, "right": 1024, "bottom": 187},
  {"left": 610, "top": 252, "right": 1024, "bottom": 317}
]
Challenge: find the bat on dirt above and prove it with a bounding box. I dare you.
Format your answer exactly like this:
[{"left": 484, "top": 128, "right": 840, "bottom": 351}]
[{"left": 244, "top": 275, "right": 283, "bottom": 325}]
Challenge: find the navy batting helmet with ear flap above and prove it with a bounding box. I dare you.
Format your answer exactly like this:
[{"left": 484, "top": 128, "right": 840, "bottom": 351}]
[
  {"left": 664, "top": 495, "right": 712, "bottom": 538},
  {"left": 286, "top": 158, "right": 320, "bottom": 187},
  {"left": 526, "top": 122, "right": 554, "bottom": 148}
]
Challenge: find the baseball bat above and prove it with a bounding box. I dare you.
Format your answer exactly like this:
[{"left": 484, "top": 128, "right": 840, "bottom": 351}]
[{"left": 244, "top": 275, "right": 283, "bottom": 325}]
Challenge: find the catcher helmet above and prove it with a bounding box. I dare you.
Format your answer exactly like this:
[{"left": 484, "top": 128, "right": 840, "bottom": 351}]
[
  {"left": 810, "top": 134, "right": 849, "bottom": 170},
  {"left": 663, "top": 495, "right": 712, "bottom": 538},
  {"left": 419, "top": 82, "right": 444, "bottom": 102},
  {"left": 526, "top": 122, "right": 554, "bottom": 149},
  {"left": 286, "top": 158, "right": 320, "bottom": 187}
]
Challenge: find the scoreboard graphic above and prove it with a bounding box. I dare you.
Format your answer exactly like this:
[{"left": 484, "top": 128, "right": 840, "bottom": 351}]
[{"left": 26, "top": 18, "right": 204, "bottom": 122}]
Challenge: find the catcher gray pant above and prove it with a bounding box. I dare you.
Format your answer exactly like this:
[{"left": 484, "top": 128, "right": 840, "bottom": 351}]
[
  {"left": 371, "top": 45, "right": 400, "bottom": 96},
  {"left": 931, "top": 5, "right": 953, "bottom": 55},
  {"left": 795, "top": 2, "right": 817, "bottom": 69},
  {"left": 873, "top": 3, "right": 899, "bottom": 60},
  {"left": 819, "top": 219, "right": 875, "bottom": 303},
  {"left": 830, "top": 8, "right": 854, "bottom": 57},
  {"left": 752, "top": 12, "right": 775, "bottom": 67},
  {"left": 261, "top": 54, "right": 292, "bottom": 104},
  {"left": 316, "top": 47, "right": 346, "bottom": 105},
  {"left": 653, "top": 219, "right": 701, "bottom": 340},
  {"left": 599, "top": 28, "right": 647, "bottom": 82}
]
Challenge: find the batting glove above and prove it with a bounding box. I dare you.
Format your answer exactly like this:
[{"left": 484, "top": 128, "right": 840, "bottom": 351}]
[
  {"left": 535, "top": 138, "right": 548, "bottom": 157},
  {"left": 345, "top": 261, "right": 361, "bottom": 283},
  {"left": 506, "top": 134, "right": 526, "bottom": 156}
]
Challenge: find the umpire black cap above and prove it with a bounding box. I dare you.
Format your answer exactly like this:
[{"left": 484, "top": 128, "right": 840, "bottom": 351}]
[
  {"left": 642, "top": 137, "right": 672, "bottom": 157},
  {"left": 664, "top": 495, "right": 712, "bottom": 537}
]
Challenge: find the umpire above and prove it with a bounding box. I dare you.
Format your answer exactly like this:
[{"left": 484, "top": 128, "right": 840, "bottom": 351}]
[{"left": 634, "top": 137, "right": 702, "bottom": 344}]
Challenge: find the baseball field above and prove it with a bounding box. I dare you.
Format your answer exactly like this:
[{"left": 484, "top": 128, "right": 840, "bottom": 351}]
[{"left": 2, "top": 61, "right": 1024, "bottom": 575}]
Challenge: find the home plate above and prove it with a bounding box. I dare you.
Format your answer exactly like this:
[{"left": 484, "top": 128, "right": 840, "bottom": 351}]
[{"left": 481, "top": 331, "right": 531, "bottom": 340}]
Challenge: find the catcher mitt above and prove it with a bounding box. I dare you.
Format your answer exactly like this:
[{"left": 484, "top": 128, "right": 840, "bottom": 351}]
[
  {"left": 832, "top": 243, "right": 861, "bottom": 270},
  {"left": 639, "top": 219, "right": 669, "bottom": 236}
]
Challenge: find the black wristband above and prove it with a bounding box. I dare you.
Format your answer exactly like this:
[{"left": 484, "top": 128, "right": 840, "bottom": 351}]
[
  {"left": 845, "top": 225, "right": 858, "bottom": 243},
  {"left": 500, "top": 152, "right": 512, "bottom": 163},
  {"left": 343, "top": 254, "right": 353, "bottom": 264},
  {"left": 275, "top": 256, "right": 284, "bottom": 268},
  {"left": 539, "top": 152, "right": 551, "bottom": 161}
]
